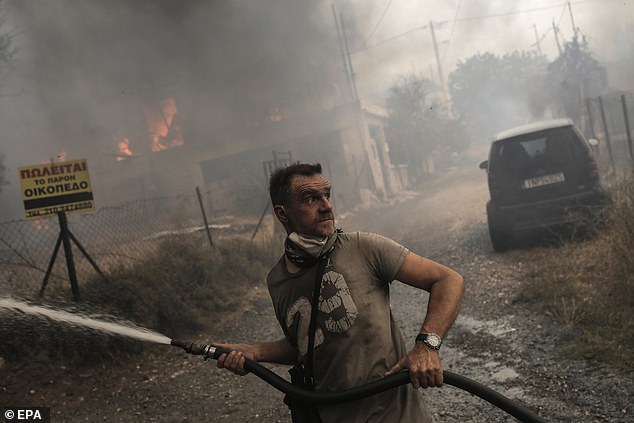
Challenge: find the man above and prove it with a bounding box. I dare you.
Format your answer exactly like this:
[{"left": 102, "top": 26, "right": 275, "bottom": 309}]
[{"left": 215, "top": 162, "right": 464, "bottom": 422}]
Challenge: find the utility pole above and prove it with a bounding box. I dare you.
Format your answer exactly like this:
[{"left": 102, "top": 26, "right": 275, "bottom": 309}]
[
  {"left": 568, "top": 1, "right": 578, "bottom": 42},
  {"left": 332, "top": 2, "right": 356, "bottom": 101},
  {"left": 552, "top": 20, "right": 563, "bottom": 55},
  {"left": 429, "top": 20, "right": 449, "bottom": 107},
  {"left": 532, "top": 23, "right": 542, "bottom": 54},
  {"left": 340, "top": 13, "right": 360, "bottom": 102}
]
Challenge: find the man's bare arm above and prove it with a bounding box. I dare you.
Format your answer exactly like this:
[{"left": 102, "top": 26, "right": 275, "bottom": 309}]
[
  {"left": 395, "top": 252, "right": 464, "bottom": 337},
  {"left": 213, "top": 337, "right": 297, "bottom": 375},
  {"left": 385, "top": 252, "right": 464, "bottom": 388}
]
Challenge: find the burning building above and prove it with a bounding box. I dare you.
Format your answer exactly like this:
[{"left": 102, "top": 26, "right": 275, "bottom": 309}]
[{"left": 8, "top": 0, "right": 403, "bottom": 218}]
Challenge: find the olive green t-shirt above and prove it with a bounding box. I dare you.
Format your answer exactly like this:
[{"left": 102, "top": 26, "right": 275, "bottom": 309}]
[{"left": 267, "top": 232, "right": 432, "bottom": 423}]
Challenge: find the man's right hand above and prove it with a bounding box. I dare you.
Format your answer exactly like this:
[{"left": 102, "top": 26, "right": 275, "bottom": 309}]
[{"left": 213, "top": 342, "right": 257, "bottom": 376}]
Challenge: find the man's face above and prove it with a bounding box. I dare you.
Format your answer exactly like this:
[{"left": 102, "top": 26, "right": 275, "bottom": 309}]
[{"left": 279, "top": 173, "right": 335, "bottom": 236}]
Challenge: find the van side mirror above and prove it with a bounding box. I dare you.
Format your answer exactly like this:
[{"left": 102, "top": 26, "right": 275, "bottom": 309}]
[{"left": 479, "top": 160, "right": 489, "bottom": 170}]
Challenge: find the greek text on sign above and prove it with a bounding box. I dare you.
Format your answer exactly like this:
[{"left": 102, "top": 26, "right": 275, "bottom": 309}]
[{"left": 18, "top": 159, "right": 95, "bottom": 220}]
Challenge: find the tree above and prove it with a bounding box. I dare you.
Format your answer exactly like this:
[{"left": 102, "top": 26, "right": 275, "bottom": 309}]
[
  {"left": 448, "top": 51, "right": 549, "bottom": 141},
  {"left": 544, "top": 37, "right": 608, "bottom": 123},
  {"left": 385, "top": 72, "right": 468, "bottom": 182}
]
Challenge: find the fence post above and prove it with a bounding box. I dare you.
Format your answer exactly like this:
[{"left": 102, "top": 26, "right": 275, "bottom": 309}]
[
  {"left": 621, "top": 94, "right": 633, "bottom": 162},
  {"left": 59, "top": 212, "right": 81, "bottom": 301},
  {"left": 597, "top": 96, "right": 616, "bottom": 171},
  {"left": 251, "top": 200, "right": 270, "bottom": 241},
  {"left": 585, "top": 97, "right": 597, "bottom": 139},
  {"left": 196, "top": 186, "right": 213, "bottom": 248}
]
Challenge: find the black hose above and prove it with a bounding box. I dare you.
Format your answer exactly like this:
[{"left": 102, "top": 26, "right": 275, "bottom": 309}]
[
  {"left": 173, "top": 341, "right": 546, "bottom": 423},
  {"left": 241, "top": 355, "right": 545, "bottom": 423}
]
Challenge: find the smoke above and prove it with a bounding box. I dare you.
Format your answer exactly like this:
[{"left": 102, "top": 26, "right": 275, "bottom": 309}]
[
  {"left": 5, "top": 0, "right": 342, "bottom": 149},
  {"left": 0, "top": 0, "right": 346, "bottom": 218},
  {"left": 0, "top": 0, "right": 631, "bottom": 219},
  {"left": 343, "top": 0, "right": 632, "bottom": 99}
]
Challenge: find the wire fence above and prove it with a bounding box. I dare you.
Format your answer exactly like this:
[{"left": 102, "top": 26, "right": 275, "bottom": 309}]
[
  {"left": 585, "top": 91, "right": 634, "bottom": 172},
  {"left": 0, "top": 187, "right": 277, "bottom": 301}
]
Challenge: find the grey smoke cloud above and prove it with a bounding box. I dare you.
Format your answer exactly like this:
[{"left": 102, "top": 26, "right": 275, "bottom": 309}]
[
  {"left": 345, "top": 0, "right": 632, "bottom": 99},
  {"left": 0, "top": 0, "right": 631, "bottom": 219}
]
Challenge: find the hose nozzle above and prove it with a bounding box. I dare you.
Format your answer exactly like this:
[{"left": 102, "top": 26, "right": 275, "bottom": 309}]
[{"left": 171, "top": 339, "right": 218, "bottom": 359}]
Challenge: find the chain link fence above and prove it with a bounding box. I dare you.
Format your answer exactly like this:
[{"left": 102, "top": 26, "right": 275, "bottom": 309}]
[
  {"left": 0, "top": 187, "right": 277, "bottom": 301},
  {"left": 585, "top": 91, "right": 634, "bottom": 172}
]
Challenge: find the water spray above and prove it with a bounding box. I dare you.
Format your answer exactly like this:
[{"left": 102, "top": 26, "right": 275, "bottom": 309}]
[
  {"left": 0, "top": 298, "right": 545, "bottom": 422},
  {"left": 0, "top": 297, "right": 172, "bottom": 345},
  {"left": 171, "top": 339, "right": 546, "bottom": 423}
]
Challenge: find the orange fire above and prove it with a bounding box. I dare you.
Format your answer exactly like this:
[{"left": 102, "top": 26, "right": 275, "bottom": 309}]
[
  {"left": 114, "top": 136, "right": 133, "bottom": 161},
  {"left": 33, "top": 219, "right": 50, "bottom": 231},
  {"left": 269, "top": 107, "right": 284, "bottom": 123},
  {"left": 145, "top": 98, "right": 184, "bottom": 152}
]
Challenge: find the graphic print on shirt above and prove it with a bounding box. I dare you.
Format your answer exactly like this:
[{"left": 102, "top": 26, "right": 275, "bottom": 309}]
[
  {"left": 285, "top": 297, "right": 324, "bottom": 356},
  {"left": 285, "top": 270, "right": 357, "bottom": 355},
  {"left": 319, "top": 270, "right": 358, "bottom": 333}
]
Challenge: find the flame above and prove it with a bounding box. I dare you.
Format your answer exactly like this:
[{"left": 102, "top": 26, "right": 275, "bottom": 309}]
[
  {"left": 269, "top": 107, "right": 284, "bottom": 123},
  {"left": 151, "top": 135, "right": 167, "bottom": 152},
  {"left": 33, "top": 219, "right": 50, "bottom": 231},
  {"left": 145, "top": 98, "right": 184, "bottom": 152},
  {"left": 114, "top": 136, "right": 133, "bottom": 161}
]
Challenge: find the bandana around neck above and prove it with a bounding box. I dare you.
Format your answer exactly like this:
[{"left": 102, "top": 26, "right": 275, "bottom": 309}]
[{"left": 284, "top": 230, "right": 340, "bottom": 268}]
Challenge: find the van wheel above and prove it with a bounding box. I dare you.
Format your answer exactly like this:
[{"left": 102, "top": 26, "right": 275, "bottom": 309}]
[
  {"left": 488, "top": 220, "right": 512, "bottom": 252},
  {"left": 488, "top": 223, "right": 511, "bottom": 252}
]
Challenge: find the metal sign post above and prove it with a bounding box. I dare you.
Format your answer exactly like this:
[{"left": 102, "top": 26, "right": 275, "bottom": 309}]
[
  {"left": 39, "top": 210, "right": 107, "bottom": 301},
  {"left": 40, "top": 212, "right": 80, "bottom": 301},
  {"left": 18, "top": 159, "right": 105, "bottom": 300}
]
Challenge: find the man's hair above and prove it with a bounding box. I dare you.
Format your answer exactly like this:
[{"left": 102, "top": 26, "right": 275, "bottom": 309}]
[{"left": 269, "top": 162, "right": 322, "bottom": 206}]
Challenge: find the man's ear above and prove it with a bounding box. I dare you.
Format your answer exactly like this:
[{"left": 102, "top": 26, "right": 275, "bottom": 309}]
[{"left": 273, "top": 205, "right": 289, "bottom": 224}]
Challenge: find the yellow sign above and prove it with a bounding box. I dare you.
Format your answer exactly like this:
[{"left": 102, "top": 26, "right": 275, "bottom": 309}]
[{"left": 18, "top": 159, "right": 95, "bottom": 219}]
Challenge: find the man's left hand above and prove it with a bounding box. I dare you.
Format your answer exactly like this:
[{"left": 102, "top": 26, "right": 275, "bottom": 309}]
[{"left": 385, "top": 344, "right": 443, "bottom": 389}]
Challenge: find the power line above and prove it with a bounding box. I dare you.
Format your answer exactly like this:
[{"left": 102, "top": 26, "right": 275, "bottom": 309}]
[
  {"left": 351, "top": 23, "right": 428, "bottom": 53},
  {"left": 360, "top": 0, "right": 393, "bottom": 48},
  {"left": 530, "top": 2, "right": 568, "bottom": 49},
  {"left": 353, "top": 1, "right": 586, "bottom": 54},
  {"left": 441, "top": 0, "right": 463, "bottom": 64},
  {"left": 435, "top": 1, "right": 586, "bottom": 25}
]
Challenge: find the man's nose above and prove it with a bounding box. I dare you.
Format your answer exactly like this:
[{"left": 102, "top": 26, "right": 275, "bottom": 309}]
[{"left": 318, "top": 195, "right": 333, "bottom": 210}]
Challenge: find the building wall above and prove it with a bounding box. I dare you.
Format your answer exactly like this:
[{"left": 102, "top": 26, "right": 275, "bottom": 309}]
[{"left": 95, "top": 100, "right": 398, "bottom": 216}]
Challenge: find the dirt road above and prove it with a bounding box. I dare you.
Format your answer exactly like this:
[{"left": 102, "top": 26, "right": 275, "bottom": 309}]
[{"left": 2, "top": 166, "right": 632, "bottom": 422}]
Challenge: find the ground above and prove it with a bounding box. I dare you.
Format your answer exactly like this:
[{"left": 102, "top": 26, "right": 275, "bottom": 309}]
[{"left": 1, "top": 166, "right": 633, "bottom": 422}]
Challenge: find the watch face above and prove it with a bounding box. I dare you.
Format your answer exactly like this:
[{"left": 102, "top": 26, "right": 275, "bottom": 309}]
[
  {"left": 416, "top": 333, "right": 442, "bottom": 349},
  {"left": 427, "top": 334, "right": 441, "bottom": 347}
]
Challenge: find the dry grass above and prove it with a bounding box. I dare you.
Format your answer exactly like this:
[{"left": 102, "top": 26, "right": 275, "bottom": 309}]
[
  {"left": 517, "top": 171, "right": 634, "bottom": 368},
  {"left": 82, "top": 234, "right": 281, "bottom": 337},
  {"left": 0, "top": 234, "right": 281, "bottom": 365}
]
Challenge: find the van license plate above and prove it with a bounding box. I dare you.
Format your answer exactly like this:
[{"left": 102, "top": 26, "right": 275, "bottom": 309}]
[{"left": 522, "top": 172, "right": 565, "bottom": 189}]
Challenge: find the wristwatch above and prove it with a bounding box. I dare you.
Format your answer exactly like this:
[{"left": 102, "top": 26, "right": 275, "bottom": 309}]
[{"left": 415, "top": 332, "right": 442, "bottom": 350}]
